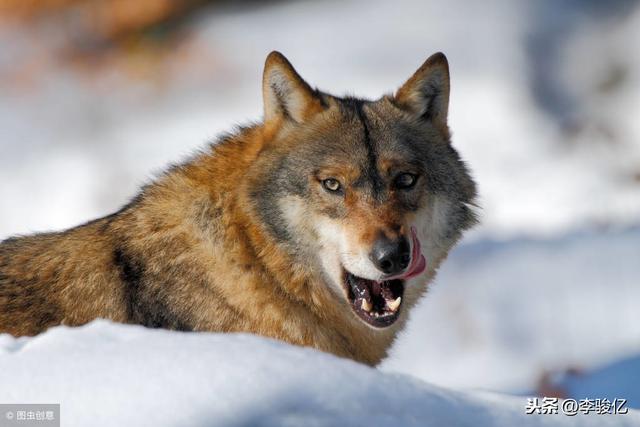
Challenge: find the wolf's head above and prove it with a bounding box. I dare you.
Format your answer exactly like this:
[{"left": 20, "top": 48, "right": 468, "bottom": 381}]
[{"left": 245, "top": 52, "right": 477, "bottom": 329}]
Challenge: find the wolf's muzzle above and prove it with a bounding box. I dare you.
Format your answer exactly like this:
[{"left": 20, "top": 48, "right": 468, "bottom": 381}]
[{"left": 369, "top": 235, "right": 411, "bottom": 276}]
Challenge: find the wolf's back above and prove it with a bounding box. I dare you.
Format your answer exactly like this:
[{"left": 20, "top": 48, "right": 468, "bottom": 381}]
[{"left": 0, "top": 221, "right": 128, "bottom": 336}]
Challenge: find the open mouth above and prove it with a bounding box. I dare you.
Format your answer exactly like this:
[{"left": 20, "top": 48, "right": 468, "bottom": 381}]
[
  {"left": 343, "top": 226, "right": 426, "bottom": 328},
  {"left": 345, "top": 272, "right": 405, "bottom": 328}
]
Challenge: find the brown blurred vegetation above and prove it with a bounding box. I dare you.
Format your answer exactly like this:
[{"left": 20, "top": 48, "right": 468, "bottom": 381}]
[
  {"left": 0, "top": 0, "right": 215, "bottom": 48},
  {"left": 0, "top": 0, "right": 237, "bottom": 87}
]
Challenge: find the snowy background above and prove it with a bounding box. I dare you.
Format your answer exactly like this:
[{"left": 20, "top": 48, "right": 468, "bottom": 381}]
[{"left": 1, "top": 0, "right": 639, "bottom": 424}]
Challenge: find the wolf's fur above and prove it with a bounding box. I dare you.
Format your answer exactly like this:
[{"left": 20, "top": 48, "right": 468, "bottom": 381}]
[{"left": 0, "top": 52, "right": 477, "bottom": 365}]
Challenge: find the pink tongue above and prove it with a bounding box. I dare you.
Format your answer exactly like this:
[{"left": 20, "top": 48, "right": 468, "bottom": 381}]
[
  {"left": 397, "top": 227, "right": 426, "bottom": 280},
  {"left": 377, "top": 227, "right": 426, "bottom": 281}
]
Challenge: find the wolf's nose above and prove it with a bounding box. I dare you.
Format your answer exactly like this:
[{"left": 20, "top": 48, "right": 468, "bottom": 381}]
[{"left": 370, "top": 236, "right": 411, "bottom": 275}]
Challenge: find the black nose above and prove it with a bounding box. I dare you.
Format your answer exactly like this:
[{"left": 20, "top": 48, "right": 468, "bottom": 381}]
[{"left": 370, "top": 236, "right": 411, "bottom": 275}]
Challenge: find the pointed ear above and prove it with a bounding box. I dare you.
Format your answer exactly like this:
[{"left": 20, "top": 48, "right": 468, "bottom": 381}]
[
  {"left": 262, "top": 51, "right": 324, "bottom": 124},
  {"left": 394, "top": 52, "right": 450, "bottom": 125}
]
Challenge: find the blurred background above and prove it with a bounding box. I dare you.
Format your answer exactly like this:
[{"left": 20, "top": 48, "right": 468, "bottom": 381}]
[{"left": 0, "top": 0, "right": 639, "bottom": 407}]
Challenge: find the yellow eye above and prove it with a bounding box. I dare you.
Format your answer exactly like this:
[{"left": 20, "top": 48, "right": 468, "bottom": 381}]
[
  {"left": 322, "top": 178, "right": 342, "bottom": 193},
  {"left": 395, "top": 173, "right": 417, "bottom": 189}
]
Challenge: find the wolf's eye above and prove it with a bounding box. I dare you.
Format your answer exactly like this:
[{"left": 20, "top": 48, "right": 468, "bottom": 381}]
[
  {"left": 322, "top": 178, "right": 342, "bottom": 193},
  {"left": 395, "top": 173, "right": 417, "bottom": 189}
]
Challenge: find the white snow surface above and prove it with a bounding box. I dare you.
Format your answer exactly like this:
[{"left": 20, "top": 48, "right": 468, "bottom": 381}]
[
  {"left": 383, "top": 227, "right": 640, "bottom": 391},
  {"left": 1, "top": 320, "right": 638, "bottom": 427}
]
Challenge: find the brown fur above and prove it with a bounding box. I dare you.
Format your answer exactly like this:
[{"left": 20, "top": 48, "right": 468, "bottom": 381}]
[{"left": 0, "top": 52, "right": 477, "bottom": 365}]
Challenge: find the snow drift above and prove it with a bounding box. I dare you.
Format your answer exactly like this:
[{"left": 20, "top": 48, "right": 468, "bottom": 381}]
[{"left": 1, "top": 321, "right": 638, "bottom": 427}]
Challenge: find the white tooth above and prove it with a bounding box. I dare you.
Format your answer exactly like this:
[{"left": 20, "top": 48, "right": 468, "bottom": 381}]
[
  {"left": 387, "top": 297, "right": 401, "bottom": 312},
  {"left": 361, "top": 299, "right": 372, "bottom": 312}
]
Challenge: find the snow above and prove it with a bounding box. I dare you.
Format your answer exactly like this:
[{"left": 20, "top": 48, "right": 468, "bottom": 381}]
[
  {"left": 1, "top": 0, "right": 639, "bottom": 240},
  {"left": 1, "top": 0, "right": 639, "bottom": 423},
  {"left": 540, "top": 354, "right": 640, "bottom": 410},
  {"left": 1, "top": 320, "right": 638, "bottom": 427},
  {"left": 384, "top": 226, "right": 640, "bottom": 392}
]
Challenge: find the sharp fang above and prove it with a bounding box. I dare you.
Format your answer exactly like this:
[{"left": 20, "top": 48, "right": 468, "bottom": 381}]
[
  {"left": 361, "top": 298, "right": 372, "bottom": 312},
  {"left": 387, "top": 297, "right": 401, "bottom": 312}
]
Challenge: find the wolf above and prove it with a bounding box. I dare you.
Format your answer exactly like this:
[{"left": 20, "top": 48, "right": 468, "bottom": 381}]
[{"left": 0, "top": 52, "right": 477, "bottom": 365}]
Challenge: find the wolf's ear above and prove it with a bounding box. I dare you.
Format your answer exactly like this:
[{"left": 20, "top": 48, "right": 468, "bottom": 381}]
[
  {"left": 394, "top": 52, "right": 450, "bottom": 125},
  {"left": 262, "top": 51, "right": 324, "bottom": 125}
]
